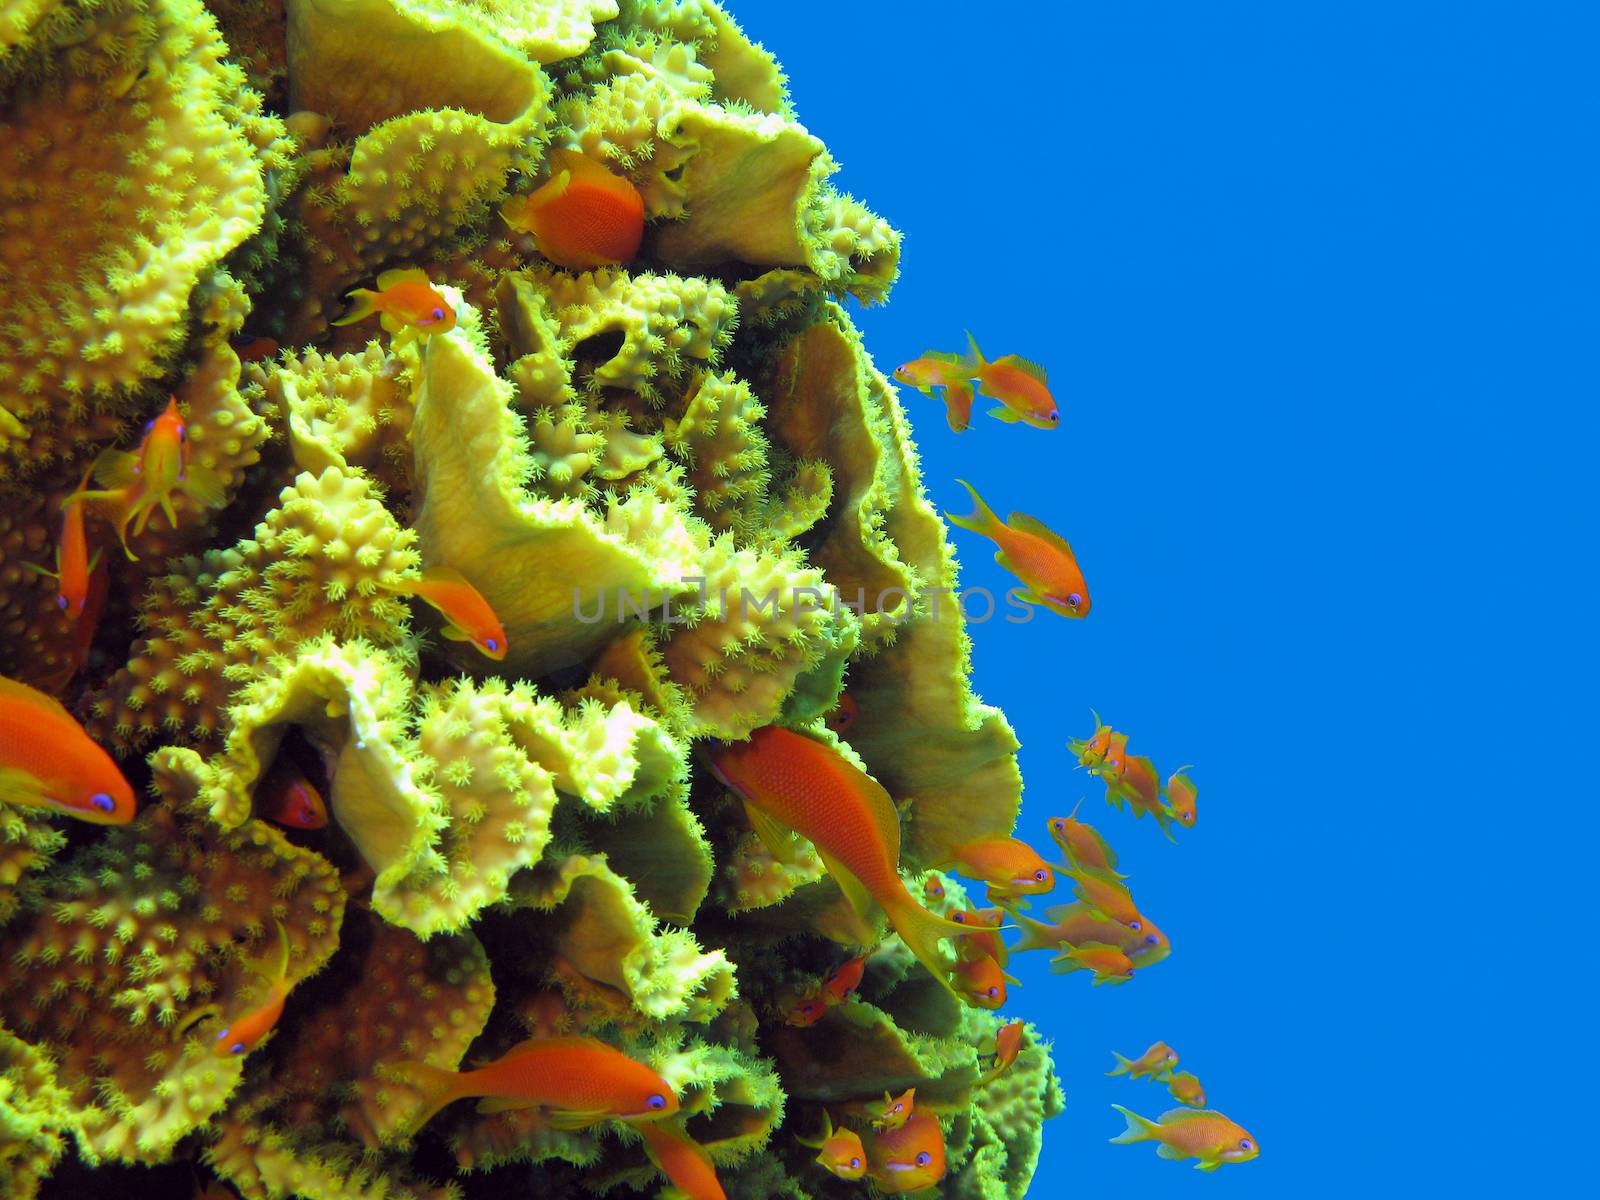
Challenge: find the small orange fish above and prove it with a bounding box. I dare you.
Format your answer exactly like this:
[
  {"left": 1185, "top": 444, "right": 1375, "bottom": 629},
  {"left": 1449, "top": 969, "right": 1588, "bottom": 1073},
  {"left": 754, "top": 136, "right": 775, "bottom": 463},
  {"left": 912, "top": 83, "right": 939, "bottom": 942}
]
[
  {"left": 254, "top": 752, "right": 328, "bottom": 830},
  {"left": 1011, "top": 902, "right": 1170, "bottom": 967},
  {"left": 1110, "top": 1105, "right": 1258, "bottom": 1171},
  {"left": 1166, "top": 1071, "right": 1207, "bottom": 1108},
  {"left": 1166, "top": 768, "right": 1198, "bottom": 828},
  {"left": 978, "top": 1020, "right": 1026, "bottom": 1085},
  {"left": 212, "top": 921, "right": 292, "bottom": 1058},
  {"left": 936, "top": 836, "right": 1055, "bottom": 899},
  {"left": 867, "top": 1110, "right": 947, "bottom": 1193},
  {"left": 21, "top": 467, "right": 100, "bottom": 620},
  {"left": 1046, "top": 804, "right": 1121, "bottom": 876},
  {"left": 1053, "top": 940, "right": 1136, "bottom": 985},
  {"left": 823, "top": 691, "right": 858, "bottom": 734},
  {"left": 821, "top": 955, "right": 867, "bottom": 1006},
  {"left": 1108, "top": 1042, "right": 1178, "bottom": 1081},
  {"left": 703, "top": 728, "right": 973, "bottom": 1000},
  {"left": 79, "top": 397, "right": 228, "bottom": 560},
  {"left": 953, "top": 954, "right": 1013, "bottom": 1009},
  {"left": 797, "top": 1111, "right": 867, "bottom": 1181},
  {"left": 870, "top": 1087, "right": 916, "bottom": 1132},
  {"left": 332, "top": 268, "right": 456, "bottom": 336},
  {"left": 501, "top": 148, "right": 644, "bottom": 271},
  {"left": 892, "top": 354, "right": 974, "bottom": 433},
  {"left": 637, "top": 1121, "right": 727, "bottom": 1200},
  {"left": 396, "top": 1036, "right": 679, "bottom": 1133},
  {"left": 1069, "top": 711, "right": 1119, "bottom": 768},
  {"left": 1108, "top": 752, "right": 1177, "bottom": 836},
  {"left": 922, "top": 874, "right": 946, "bottom": 902},
  {"left": 40, "top": 552, "right": 109, "bottom": 691},
  {"left": 1062, "top": 862, "right": 1144, "bottom": 931},
  {"left": 950, "top": 905, "right": 1006, "bottom": 967},
  {"left": 229, "top": 332, "right": 280, "bottom": 364},
  {"left": 785, "top": 993, "right": 828, "bottom": 1028},
  {"left": 946, "top": 480, "right": 1089, "bottom": 618},
  {"left": 385, "top": 567, "right": 507, "bottom": 660},
  {"left": 0, "top": 675, "right": 135, "bottom": 824},
  {"left": 963, "top": 332, "right": 1058, "bottom": 429}
]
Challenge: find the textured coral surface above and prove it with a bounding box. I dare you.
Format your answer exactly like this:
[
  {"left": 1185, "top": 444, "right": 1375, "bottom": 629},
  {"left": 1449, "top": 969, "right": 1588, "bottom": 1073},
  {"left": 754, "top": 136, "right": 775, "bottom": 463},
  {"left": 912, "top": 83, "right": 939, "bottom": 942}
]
[{"left": 0, "top": 3, "right": 1057, "bottom": 1198}]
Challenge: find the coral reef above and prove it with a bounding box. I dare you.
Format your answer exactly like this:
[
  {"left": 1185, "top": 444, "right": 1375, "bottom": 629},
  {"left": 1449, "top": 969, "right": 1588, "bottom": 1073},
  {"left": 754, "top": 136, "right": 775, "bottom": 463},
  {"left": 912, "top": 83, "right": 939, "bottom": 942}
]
[{"left": 0, "top": 2, "right": 1059, "bottom": 1198}]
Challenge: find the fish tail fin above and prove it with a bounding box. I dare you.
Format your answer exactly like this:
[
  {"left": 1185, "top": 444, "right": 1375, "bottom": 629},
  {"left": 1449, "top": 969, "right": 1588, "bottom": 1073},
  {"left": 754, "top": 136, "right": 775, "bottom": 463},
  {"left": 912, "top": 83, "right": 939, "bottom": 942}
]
[
  {"left": 331, "top": 289, "right": 378, "bottom": 327},
  {"left": 391, "top": 1061, "right": 469, "bottom": 1136},
  {"left": 883, "top": 891, "right": 974, "bottom": 998},
  {"left": 1109, "top": 1104, "right": 1160, "bottom": 1144},
  {"left": 946, "top": 479, "right": 1003, "bottom": 539},
  {"left": 1106, "top": 1051, "right": 1134, "bottom": 1076},
  {"left": 1008, "top": 911, "right": 1058, "bottom": 954}
]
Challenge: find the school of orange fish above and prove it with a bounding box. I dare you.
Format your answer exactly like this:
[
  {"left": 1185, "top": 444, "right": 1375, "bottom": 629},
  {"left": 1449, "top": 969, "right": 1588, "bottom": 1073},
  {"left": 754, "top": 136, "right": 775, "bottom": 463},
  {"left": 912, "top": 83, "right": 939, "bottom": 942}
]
[{"left": 1, "top": 148, "right": 1255, "bottom": 1199}]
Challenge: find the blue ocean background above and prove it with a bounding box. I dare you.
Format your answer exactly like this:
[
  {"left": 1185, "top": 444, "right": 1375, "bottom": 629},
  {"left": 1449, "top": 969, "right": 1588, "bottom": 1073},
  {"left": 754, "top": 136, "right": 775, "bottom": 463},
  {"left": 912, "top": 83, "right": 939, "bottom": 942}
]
[{"left": 746, "top": 1, "right": 1596, "bottom": 1193}]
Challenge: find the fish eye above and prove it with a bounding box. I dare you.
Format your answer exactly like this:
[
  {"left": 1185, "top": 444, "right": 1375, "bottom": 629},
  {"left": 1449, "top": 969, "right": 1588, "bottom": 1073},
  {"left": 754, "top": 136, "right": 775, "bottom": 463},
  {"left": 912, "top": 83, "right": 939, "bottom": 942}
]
[
  {"left": 1033, "top": 869, "right": 1048, "bottom": 881},
  {"left": 1144, "top": 934, "right": 1158, "bottom": 945},
  {"left": 916, "top": 1152, "right": 931, "bottom": 1166},
  {"left": 230, "top": 1042, "right": 246, "bottom": 1055},
  {"left": 1125, "top": 968, "right": 1136, "bottom": 977},
  {"left": 646, "top": 1094, "right": 666, "bottom": 1109},
  {"left": 178, "top": 425, "right": 187, "bottom": 441},
  {"left": 57, "top": 595, "right": 68, "bottom": 610},
  {"left": 484, "top": 638, "right": 499, "bottom": 651},
  {"left": 1067, "top": 592, "right": 1082, "bottom": 607},
  {"left": 143, "top": 419, "right": 155, "bottom": 434},
  {"left": 1239, "top": 1138, "right": 1253, "bottom": 1151},
  {"left": 90, "top": 793, "right": 115, "bottom": 813},
  {"left": 952, "top": 912, "right": 966, "bottom": 924},
  {"left": 1128, "top": 919, "right": 1142, "bottom": 932},
  {"left": 849, "top": 1157, "right": 861, "bottom": 1170},
  {"left": 214, "top": 1027, "right": 230, "bottom": 1042},
  {"left": 985, "top": 986, "right": 999, "bottom": 998},
  {"left": 431, "top": 307, "right": 445, "bottom": 321}
]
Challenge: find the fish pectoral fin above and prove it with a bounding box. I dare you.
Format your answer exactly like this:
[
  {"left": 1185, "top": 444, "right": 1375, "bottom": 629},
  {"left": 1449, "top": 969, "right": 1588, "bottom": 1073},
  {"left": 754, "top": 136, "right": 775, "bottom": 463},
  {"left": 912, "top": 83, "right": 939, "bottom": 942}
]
[
  {"left": 743, "top": 801, "right": 800, "bottom": 864},
  {"left": 378, "top": 311, "right": 405, "bottom": 334},
  {"left": 816, "top": 850, "right": 876, "bottom": 925},
  {"left": 474, "top": 1097, "right": 544, "bottom": 1114},
  {"left": 90, "top": 449, "right": 140, "bottom": 490},
  {"left": 439, "top": 624, "right": 471, "bottom": 642},
  {"left": 1156, "top": 1142, "right": 1186, "bottom": 1160},
  {"left": 544, "top": 1108, "right": 609, "bottom": 1130}
]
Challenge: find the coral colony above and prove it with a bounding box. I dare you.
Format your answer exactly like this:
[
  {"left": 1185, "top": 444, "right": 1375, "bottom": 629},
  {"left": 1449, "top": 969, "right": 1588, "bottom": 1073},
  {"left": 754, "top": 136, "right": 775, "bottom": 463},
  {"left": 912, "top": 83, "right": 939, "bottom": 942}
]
[{"left": 0, "top": 1, "right": 1251, "bottom": 1197}]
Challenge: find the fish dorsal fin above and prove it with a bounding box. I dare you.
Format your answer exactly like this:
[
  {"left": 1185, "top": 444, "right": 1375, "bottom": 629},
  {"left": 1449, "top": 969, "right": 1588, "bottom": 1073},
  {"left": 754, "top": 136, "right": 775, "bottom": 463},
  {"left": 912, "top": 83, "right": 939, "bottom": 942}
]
[
  {"left": 1162, "top": 1106, "right": 1219, "bottom": 1121},
  {"left": 998, "top": 354, "right": 1048, "bottom": 384},
  {"left": 817, "top": 849, "right": 876, "bottom": 926},
  {"left": 1004, "top": 512, "right": 1077, "bottom": 557},
  {"left": 744, "top": 800, "right": 799, "bottom": 864},
  {"left": 923, "top": 349, "right": 965, "bottom": 366},
  {"left": 419, "top": 565, "right": 469, "bottom": 588},
  {"left": 376, "top": 268, "right": 431, "bottom": 291},
  {"left": 0, "top": 675, "right": 75, "bottom": 723}
]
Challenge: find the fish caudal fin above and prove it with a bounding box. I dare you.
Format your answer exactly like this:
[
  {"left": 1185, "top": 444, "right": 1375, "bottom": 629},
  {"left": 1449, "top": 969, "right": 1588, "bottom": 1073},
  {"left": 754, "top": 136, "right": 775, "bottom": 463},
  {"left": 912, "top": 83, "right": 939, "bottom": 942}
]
[
  {"left": 391, "top": 1061, "right": 469, "bottom": 1135},
  {"left": 1108, "top": 1104, "right": 1160, "bottom": 1144},
  {"left": 331, "top": 289, "right": 379, "bottom": 327},
  {"left": 1106, "top": 1051, "right": 1134, "bottom": 1076},
  {"left": 882, "top": 891, "right": 975, "bottom": 999},
  {"left": 946, "top": 479, "right": 1003, "bottom": 540},
  {"left": 1009, "top": 911, "right": 1059, "bottom": 954}
]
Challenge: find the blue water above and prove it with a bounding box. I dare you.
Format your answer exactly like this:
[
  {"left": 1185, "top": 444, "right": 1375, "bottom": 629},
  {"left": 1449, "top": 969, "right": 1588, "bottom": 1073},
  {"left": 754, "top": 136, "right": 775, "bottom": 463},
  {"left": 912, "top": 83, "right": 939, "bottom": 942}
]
[{"left": 746, "top": 1, "right": 1597, "bottom": 1192}]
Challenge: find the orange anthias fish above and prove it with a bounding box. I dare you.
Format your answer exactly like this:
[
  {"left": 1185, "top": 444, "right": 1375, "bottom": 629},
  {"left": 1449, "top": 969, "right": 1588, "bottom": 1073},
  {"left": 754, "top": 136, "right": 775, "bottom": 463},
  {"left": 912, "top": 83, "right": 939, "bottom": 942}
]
[
  {"left": 870, "top": 1087, "right": 915, "bottom": 1132},
  {"left": 1110, "top": 1105, "right": 1258, "bottom": 1171},
  {"left": 784, "top": 993, "right": 828, "bottom": 1028},
  {"left": 953, "top": 954, "right": 1012, "bottom": 1009},
  {"left": 978, "top": 1020, "right": 1026, "bottom": 1085},
  {"left": 1108, "top": 752, "right": 1178, "bottom": 836},
  {"left": 78, "top": 397, "right": 227, "bottom": 560},
  {"left": 331, "top": 268, "right": 456, "bottom": 336},
  {"left": 950, "top": 905, "right": 1006, "bottom": 967},
  {"left": 21, "top": 468, "right": 99, "bottom": 619},
  {"left": 1166, "top": 1071, "right": 1207, "bottom": 1108},
  {"left": 797, "top": 1111, "right": 867, "bottom": 1181},
  {"left": 1063, "top": 862, "right": 1144, "bottom": 931},
  {"left": 893, "top": 354, "right": 975, "bottom": 433},
  {"left": 0, "top": 675, "right": 135, "bottom": 824},
  {"left": 397, "top": 1036, "right": 679, "bottom": 1133},
  {"left": 934, "top": 837, "right": 1055, "bottom": 899},
  {"left": 922, "top": 874, "right": 946, "bottom": 902},
  {"left": 1010, "top": 902, "right": 1170, "bottom": 967},
  {"left": 385, "top": 567, "right": 508, "bottom": 660},
  {"left": 1053, "top": 940, "right": 1136, "bottom": 985},
  {"left": 867, "top": 1110, "right": 947, "bottom": 1194},
  {"left": 703, "top": 727, "right": 973, "bottom": 998},
  {"left": 946, "top": 480, "right": 1089, "bottom": 618},
  {"left": 1166, "top": 769, "right": 1198, "bottom": 829},
  {"left": 212, "top": 921, "right": 292, "bottom": 1058},
  {"left": 1069, "top": 711, "right": 1119, "bottom": 768},
  {"left": 637, "top": 1121, "right": 727, "bottom": 1200},
  {"left": 821, "top": 955, "right": 867, "bottom": 1006},
  {"left": 254, "top": 752, "right": 328, "bottom": 830},
  {"left": 962, "top": 332, "right": 1058, "bottom": 429},
  {"left": 1108, "top": 1042, "right": 1179, "bottom": 1081},
  {"left": 823, "top": 691, "right": 858, "bottom": 734},
  {"left": 1046, "top": 805, "right": 1121, "bottom": 876},
  {"left": 501, "top": 147, "right": 645, "bottom": 271},
  {"left": 229, "top": 332, "right": 280, "bottom": 364}
]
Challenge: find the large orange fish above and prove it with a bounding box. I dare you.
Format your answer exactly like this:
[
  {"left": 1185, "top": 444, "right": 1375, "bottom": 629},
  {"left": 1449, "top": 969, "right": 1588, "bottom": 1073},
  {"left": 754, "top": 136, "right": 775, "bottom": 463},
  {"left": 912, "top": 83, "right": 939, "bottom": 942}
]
[
  {"left": 867, "top": 1110, "right": 947, "bottom": 1193},
  {"left": 79, "top": 397, "right": 227, "bottom": 560},
  {"left": 797, "top": 1111, "right": 866, "bottom": 1181},
  {"left": 1010, "top": 902, "right": 1170, "bottom": 967},
  {"left": 962, "top": 332, "right": 1058, "bottom": 429},
  {"left": 212, "top": 921, "right": 292, "bottom": 1058},
  {"left": 397, "top": 1036, "right": 679, "bottom": 1133},
  {"left": 332, "top": 268, "right": 456, "bottom": 336},
  {"left": 703, "top": 727, "right": 973, "bottom": 998},
  {"left": 946, "top": 480, "right": 1089, "bottom": 618},
  {"left": 978, "top": 1020, "right": 1026, "bottom": 1085},
  {"left": 385, "top": 567, "right": 508, "bottom": 661},
  {"left": 637, "top": 1121, "right": 726, "bottom": 1200},
  {"left": 934, "top": 837, "right": 1055, "bottom": 900},
  {"left": 21, "top": 467, "right": 99, "bottom": 619},
  {"left": 501, "top": 148, "right": 644, "bottom": 271},
  {"left": 1110, "top": 1105, "right": 1258, "bottom": 1171},
  {"left": 0, "top": 675, "right": 135, "bottom": 824}
]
